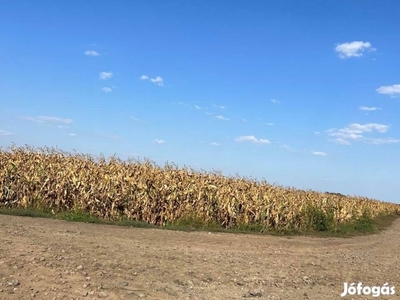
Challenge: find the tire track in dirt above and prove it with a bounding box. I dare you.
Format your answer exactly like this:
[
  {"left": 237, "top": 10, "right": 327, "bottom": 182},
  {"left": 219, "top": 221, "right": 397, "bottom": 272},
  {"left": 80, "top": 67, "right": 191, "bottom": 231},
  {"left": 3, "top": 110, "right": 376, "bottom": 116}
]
[{"left": 1, "top": 214, "right": 399, "bottom": 299}]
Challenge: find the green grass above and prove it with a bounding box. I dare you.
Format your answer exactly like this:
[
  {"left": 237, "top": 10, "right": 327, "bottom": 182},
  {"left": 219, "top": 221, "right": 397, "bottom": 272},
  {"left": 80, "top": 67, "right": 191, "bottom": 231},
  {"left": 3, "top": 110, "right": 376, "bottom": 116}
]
[{"left": 0, "top": 207, "right": 398, "bottom": 238}]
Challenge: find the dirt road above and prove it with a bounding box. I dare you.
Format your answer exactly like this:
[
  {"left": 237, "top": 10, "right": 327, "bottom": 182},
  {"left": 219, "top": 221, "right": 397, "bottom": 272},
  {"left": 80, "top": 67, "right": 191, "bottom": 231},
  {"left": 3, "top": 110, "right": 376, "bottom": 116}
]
[{"left": 0, "top": 214, "right": 399, "bottom": 300}]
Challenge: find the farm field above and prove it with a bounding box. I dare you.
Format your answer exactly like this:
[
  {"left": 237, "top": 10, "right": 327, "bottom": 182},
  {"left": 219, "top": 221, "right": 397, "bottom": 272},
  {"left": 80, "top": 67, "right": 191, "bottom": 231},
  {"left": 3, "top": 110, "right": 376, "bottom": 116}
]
[
  {"left": 1, "top": 146, "right": 399, "bottom": 234},
  {"left": 1, "top": 214, "right": 400, "bottom": 300}
]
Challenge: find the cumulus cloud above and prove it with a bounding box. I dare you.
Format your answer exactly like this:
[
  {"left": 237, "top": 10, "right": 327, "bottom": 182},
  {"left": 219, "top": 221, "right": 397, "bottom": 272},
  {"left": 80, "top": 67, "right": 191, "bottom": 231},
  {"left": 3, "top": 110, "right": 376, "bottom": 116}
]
[
  {"left": 150, "top": 76, "right": 164, "bottom": 86},
  {"left": 270, "top": 99, "right": 280, "bottom": 104},
  {"left": 359, "top": 106, "right": 381, "bottom": 111},
  {"left": 235, "top": 135, "right": 270, "bottom": 144},
  {"left": 0, "top": 130, "right": 14, "bottom": 136},
  {"left": 140, "top": 75, "right": 164, "bottom": 86},
  {"left": 326, "top": 123, "right": 397, "bottom": 145},
  {"left": 335, "top": 41, "right": 375, "bottom": 59},
  {"left": 154, "top": 139, "right": 165, "bottom": 144},
  {"left": 376, "top": 84, "right": 400, "bottom": 97},
  {"left": 84, "top": 50, "right": 100, "bottom": 56},
  {"left": 102, "top": 87, "right": 112, "bottom": 92},
  {"left": 99, "top": 72, "right": 113, "bottom": 79},
  {"left": 215, "top": 115, "right": 229, "bottom": 121}
]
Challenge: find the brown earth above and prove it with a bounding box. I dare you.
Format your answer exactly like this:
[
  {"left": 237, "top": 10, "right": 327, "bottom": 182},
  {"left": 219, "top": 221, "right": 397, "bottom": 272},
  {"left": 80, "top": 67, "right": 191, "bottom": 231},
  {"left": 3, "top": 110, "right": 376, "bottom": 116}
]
[{"left": 0, "top": 214, "right": 399, "bottom": 300}]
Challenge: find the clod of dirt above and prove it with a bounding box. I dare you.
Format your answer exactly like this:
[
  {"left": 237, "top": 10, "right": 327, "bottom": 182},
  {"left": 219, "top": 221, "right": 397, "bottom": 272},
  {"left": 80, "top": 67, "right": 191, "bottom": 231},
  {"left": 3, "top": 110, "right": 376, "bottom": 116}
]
[{"left": 243, "top": 289, "right": 263, "bottom": 297}]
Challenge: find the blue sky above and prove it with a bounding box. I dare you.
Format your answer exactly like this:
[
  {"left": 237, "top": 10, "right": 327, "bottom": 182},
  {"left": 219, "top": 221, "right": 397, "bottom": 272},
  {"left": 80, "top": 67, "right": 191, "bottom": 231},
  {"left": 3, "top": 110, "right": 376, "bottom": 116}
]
[{"left": 1, "top": 1, "right": 399, "bottom": 203}]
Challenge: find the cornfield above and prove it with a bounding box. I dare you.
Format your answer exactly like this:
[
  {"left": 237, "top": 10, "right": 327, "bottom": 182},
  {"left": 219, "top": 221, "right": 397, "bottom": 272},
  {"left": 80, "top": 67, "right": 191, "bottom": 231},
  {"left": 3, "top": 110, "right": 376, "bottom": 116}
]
[{"left": 1, "top": 146, "right": 399, "bottom": 231}]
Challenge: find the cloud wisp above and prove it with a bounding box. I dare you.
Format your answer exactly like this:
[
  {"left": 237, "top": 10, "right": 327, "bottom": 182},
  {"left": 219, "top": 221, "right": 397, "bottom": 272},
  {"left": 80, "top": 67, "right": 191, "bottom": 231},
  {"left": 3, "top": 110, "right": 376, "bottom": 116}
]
[
  {"left": 359, "top": 106, "right": 381, "bottom": 111},
  {"left": 99, "top": 72, "right": 113, "bottom": 80},
  {"left": 102, "top": 87, "right": 112, "bottom": 92},
  {"left": 280, "top": 144, "right": 327, "bottom": 156},
  {"left": 154, "top": 139, "right": 165, "bottom": 144},
  {"left": 312, "top": 151, "right": 327, "bottom": 157},
  {"left": 0, "top": 130, "right": 14, "bottom": 136},
  {"left": 335, "top": 41, "right": 375, "bottom": 59},
  {"left": 235, "top": 135, "right": 270, "bottom": 144},
  {"left": 140, "top": 75, "right": 164, "bottom": 86},
  {"left": 215, "top": 115, "right": 229, "bottom": 121},
  {"left": 84, "top": 50, "right": 100, "bottom": 56},
  {"left": 326, "top": 123, "right": 398, "bottom": 145},
  {"left": 20, "top": 115, "right": 73, "bottom": 124},
  {"left": 150, "top": 76, "right": 164, "bottom": 86}
]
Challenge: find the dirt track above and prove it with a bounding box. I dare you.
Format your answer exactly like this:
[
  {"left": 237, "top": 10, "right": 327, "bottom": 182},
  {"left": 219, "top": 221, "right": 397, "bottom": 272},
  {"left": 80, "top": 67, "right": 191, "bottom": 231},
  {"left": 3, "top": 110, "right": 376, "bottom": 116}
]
[{"left": 0, "top": 214, "right": 399, "bottom": 300}]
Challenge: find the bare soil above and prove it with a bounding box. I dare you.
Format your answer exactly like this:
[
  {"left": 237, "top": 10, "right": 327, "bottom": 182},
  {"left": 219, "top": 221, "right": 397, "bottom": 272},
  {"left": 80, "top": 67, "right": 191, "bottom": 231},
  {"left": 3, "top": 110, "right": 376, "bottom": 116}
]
[{"left": 0, "top": 214, "right": 399, "bottom": 300}]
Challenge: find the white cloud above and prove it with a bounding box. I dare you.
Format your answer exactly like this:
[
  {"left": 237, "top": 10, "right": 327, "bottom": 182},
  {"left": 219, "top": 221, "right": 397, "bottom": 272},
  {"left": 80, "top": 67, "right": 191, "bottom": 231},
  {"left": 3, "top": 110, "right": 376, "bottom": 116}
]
[
  {"left": 102, "top": 87, "right": 112, "bottom": 92},
  {"left": 312, "top": 151, "right": 327, "bottom": 156},
  {"left": 334, "top": 138, "right": 351, "bottom": 145},
  {"left": 19, "top": 115, "right": 73, "bottom": 124},
  {"left": 348, "top": 123, "right": 388, "bottom": 133},
  {"left": 211, "top": 142, "right": 219, "bottom": 146},
  {"left": 69, "top": 133, "right": 76, "bottom": 137},
  {"left": 367, "top": 138, "right": 399, "bottom": 145},
  {"left": 235, "top": 135, "right": 270, "bottom": 144},
  {"left": 270, "top": 99, "right": 280, "bottom": 104},
  {"left": 335, "top": 41, "right": 375, "bottom": 59},
  {"left": 150, "top": 76, "right": 164, "bottom": 86},
  {"left": 259, "top": 139, "right": 270, "bottom": 144},
  {"left": 376, "top": 84, "right": 400, "bottom": 97},
  {"left": 0, "top": 130, "right": 14, "bottom": 136},
  {"left": 267, "top": 122, "right": 274, "bottom": 126},
  {"left": 84, "top": 50, "right": 100, "bottom": 56},
  {"left": 195, "top": 105, "right": 201, "bottom": 110},
  {"left": 37, "top": 116, "right": 73, "bottom": 124},
  {"left": 359, "top": 106, "right": 381, "bottom": 111},
  {"left": 154, "top": 139, "right": 165, "bottom": 144},
  {"left": 215, "top": 115, "right": 229, "bottom": 121},
  {"left": 141, "top": 75, "right": 164, "bottom": 86},
  {"left": 326, "top": 123, "right": 393, "bottom": 145},
  {"left": 99, "top": 72, "right": 113, "bottom": 80}
]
